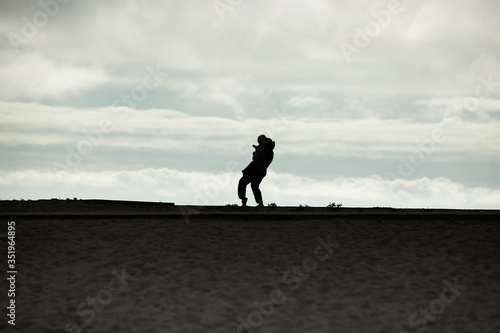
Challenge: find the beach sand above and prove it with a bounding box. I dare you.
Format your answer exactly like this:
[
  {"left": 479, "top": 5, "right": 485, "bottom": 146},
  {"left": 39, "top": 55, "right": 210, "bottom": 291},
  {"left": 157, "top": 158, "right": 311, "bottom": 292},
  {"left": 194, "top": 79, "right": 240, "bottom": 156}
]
[{"left": 1, "top": 203, "right": 499, "bottom": 332}]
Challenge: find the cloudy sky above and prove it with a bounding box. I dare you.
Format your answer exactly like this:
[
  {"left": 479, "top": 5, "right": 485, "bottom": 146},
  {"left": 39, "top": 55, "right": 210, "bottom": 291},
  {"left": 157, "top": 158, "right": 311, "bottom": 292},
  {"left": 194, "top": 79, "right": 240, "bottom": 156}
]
[{"left": 1, "top": 0, "right": 499, "bottom": 208}]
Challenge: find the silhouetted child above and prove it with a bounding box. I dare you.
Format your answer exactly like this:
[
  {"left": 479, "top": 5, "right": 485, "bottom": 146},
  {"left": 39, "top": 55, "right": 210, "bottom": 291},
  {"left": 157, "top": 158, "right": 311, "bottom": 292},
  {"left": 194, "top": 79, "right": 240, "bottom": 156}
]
[{"left": 252, "top": 142, "right": 266, "bottom": 160}]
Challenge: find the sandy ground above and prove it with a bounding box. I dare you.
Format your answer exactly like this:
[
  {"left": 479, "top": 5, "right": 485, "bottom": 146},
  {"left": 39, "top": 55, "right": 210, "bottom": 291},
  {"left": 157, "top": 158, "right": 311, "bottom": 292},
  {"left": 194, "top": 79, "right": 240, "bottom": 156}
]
[{"left": 1, "top": 213, "right": 499, "bottom": 333}]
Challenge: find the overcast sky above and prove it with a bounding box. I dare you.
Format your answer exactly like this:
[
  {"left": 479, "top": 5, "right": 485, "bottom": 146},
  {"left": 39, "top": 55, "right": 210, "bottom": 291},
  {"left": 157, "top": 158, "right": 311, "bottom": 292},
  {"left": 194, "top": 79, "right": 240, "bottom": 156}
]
[{"left": 1, "top": 0, "right": 499, "bottom": 208}]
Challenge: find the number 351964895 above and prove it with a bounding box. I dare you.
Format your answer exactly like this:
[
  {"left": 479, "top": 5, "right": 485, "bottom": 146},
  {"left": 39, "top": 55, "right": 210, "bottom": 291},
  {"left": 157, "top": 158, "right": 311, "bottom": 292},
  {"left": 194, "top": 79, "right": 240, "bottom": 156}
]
[{"left": 7, "top": 221, "right": 16, "bottom": 267}]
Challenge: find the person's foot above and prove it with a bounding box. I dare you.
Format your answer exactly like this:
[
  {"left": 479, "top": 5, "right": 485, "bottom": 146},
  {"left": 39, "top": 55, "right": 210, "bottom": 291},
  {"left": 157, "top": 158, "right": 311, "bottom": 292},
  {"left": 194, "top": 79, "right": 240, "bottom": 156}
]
[
  {"left": 256, "top": 203, "right": 264, "bottom": 208},
  {"left": 242, "top": 198, "right": 248, "bottom": 207}
]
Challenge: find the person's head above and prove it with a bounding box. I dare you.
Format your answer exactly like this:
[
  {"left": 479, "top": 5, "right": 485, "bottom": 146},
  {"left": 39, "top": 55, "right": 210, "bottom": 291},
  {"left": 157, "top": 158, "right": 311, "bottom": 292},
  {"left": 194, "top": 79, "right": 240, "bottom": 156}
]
[{"left": 258, "top": 134, "right": 271, "bottom": 144}]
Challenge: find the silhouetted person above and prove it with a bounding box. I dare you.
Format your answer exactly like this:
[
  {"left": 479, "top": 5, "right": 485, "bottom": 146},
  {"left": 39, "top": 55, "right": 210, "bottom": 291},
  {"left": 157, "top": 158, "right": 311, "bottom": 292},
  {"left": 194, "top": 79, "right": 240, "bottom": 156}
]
[{"left": 238, "top": 135, "right": 275, "bottom": 207}]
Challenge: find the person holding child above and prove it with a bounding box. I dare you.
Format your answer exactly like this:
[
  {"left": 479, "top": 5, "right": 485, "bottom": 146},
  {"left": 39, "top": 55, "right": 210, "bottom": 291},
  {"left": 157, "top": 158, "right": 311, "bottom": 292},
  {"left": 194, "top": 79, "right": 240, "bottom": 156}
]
[{"left": 238, "top": 134, "right": 275, "bottom": 207}]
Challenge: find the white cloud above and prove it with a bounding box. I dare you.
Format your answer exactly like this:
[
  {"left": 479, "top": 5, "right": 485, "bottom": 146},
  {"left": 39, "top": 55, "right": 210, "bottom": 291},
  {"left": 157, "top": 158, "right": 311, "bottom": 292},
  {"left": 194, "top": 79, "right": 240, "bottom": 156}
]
[
  {"left": 0, "top": 53, "right": 110, "bottom": 100},
  {"left": 285, "top": 96, "right": 329, "bottom": 108},
  {"left": 418, "top": 97, "right": 500, "bottom": 112},
  {"left": 1, "top": 168, "right": 499, "bottom": 208},
  {"left": 166, "top": 75, "right": 257, "bottom": 115},
  {"left": 1, "top": 102, "right": 499, "bottom": 160},
  {"left": 2, "top": 0, "right": 499, "bottom": 98}
]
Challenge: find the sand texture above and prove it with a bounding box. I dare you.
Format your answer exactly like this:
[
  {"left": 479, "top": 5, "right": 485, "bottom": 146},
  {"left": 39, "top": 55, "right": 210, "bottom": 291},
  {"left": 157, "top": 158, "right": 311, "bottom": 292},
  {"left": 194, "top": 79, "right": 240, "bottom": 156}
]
[{"left": 1, "top": 212, "right": 499, "bottom": 333}]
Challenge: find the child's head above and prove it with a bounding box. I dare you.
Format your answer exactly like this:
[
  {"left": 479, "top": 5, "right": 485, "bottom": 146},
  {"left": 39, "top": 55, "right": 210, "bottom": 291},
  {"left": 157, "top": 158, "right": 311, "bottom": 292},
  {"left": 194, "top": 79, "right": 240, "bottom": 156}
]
[{"left": 253, "top": 144, "right": 265, "bottom": 151}]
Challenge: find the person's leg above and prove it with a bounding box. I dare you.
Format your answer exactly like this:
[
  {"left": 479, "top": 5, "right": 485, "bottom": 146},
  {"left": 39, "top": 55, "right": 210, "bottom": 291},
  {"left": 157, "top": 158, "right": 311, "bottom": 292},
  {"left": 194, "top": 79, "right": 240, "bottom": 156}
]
[
  {"left": 250, "top": 173, "right": 265, "bottom": 206},
  {"left": 238, "top": 174, "right": 252, "bottom": 206}
]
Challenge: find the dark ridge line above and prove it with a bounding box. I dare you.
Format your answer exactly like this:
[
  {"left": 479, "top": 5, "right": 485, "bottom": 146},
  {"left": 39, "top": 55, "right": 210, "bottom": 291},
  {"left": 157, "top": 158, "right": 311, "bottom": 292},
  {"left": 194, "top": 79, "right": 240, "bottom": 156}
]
[{"left": 1, "top": 212, "right": 499, "bottom": 221}]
